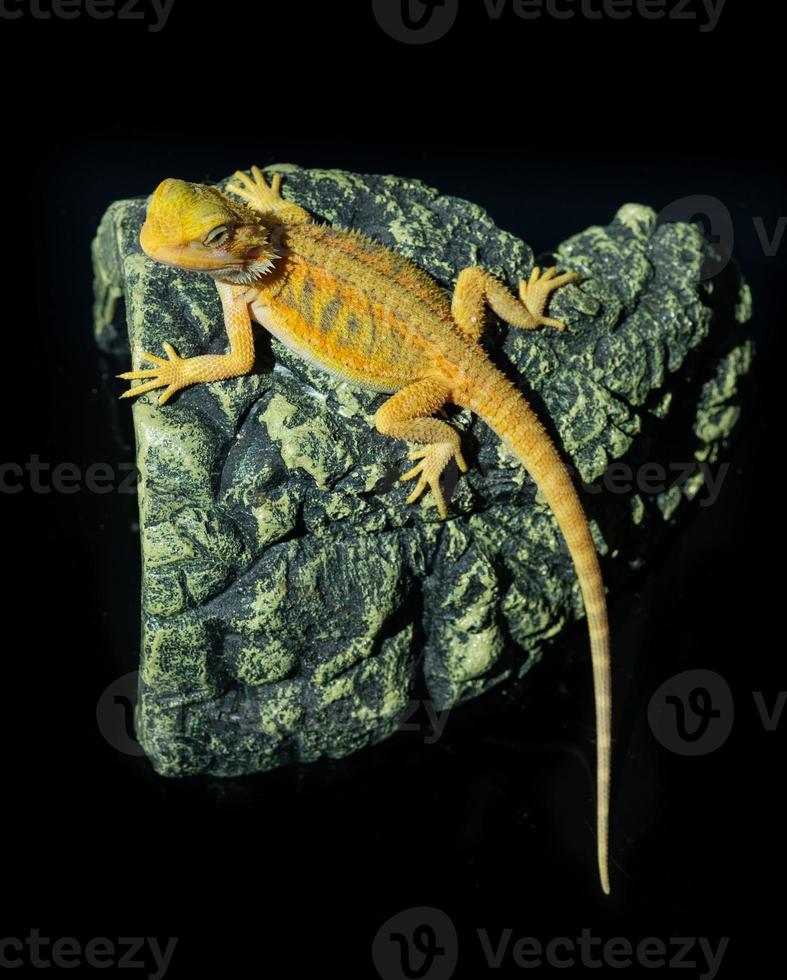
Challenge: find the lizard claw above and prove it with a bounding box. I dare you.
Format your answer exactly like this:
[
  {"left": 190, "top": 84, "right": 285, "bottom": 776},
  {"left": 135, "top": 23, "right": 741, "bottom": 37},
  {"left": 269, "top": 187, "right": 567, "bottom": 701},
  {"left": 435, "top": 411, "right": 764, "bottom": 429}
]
[
  {"left": 117, "top": 342, "right": 188, "bottom": 406},
  {"left": 400, "top": 443, "right": 468, "bottom": 519},
  {"left": 227, "top": 165, "right": 284, "bottom": 210},
  {"left": 519, "top": 265, "right": 581, "bottom": 331}
]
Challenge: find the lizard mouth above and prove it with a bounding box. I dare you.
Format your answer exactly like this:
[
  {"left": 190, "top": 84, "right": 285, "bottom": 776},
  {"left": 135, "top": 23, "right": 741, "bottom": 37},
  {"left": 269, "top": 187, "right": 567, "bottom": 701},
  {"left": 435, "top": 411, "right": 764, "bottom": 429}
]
[
  {"left": 140, "top": 224, "right": 276, "bottom": 278},
  {"left": 139, "top": 237, "right": 242, "bottom": 273}
]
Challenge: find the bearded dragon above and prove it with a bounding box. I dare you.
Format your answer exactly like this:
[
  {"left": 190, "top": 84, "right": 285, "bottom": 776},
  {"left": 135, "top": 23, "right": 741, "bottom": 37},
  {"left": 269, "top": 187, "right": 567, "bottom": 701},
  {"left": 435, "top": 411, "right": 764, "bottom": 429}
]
[{"left": 119, "top": 168, "right": 612, "bottom": 894}]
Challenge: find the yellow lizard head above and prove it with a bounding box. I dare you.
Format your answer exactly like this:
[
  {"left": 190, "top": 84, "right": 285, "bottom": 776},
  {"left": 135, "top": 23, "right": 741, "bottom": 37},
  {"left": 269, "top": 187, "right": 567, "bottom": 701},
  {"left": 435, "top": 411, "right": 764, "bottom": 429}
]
[{"left": 140, "top": 178, "right": 277, "bottom": 284}]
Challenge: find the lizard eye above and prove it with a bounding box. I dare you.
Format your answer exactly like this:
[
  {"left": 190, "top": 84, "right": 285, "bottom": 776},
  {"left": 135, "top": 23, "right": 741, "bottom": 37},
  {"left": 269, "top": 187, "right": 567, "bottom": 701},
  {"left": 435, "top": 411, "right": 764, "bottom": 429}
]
[{"left": 203, "top": 225, "right": 229, "bottom": 247}]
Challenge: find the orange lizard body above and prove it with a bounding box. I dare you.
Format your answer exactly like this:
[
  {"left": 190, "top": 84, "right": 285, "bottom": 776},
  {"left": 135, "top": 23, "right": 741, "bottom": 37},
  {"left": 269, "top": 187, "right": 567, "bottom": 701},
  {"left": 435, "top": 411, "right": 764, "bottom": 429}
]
[{"left": 121, "top": 168, "right": 612, "bottom": 894}]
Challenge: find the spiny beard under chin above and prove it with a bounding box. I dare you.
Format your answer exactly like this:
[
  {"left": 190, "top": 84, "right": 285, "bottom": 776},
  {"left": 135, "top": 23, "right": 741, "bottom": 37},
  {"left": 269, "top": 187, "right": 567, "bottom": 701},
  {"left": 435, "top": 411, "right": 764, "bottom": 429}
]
[{"left": 218, "top": 256, "right": 277, "bottom": 286}]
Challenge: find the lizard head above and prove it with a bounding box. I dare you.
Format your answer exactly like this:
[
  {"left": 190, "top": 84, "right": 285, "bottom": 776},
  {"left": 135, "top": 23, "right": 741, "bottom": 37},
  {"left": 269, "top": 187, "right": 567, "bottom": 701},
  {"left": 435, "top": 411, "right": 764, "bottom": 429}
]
[{"left": 140, "top": 178, "right": 277, "bottom": 284}]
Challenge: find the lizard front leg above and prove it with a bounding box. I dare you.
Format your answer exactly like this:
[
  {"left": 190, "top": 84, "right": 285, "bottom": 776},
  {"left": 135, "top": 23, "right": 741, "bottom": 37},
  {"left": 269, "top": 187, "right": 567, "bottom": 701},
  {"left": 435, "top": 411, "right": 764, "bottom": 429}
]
[
  {"left": 226, "top": 166, "right": 311, "bottom": 225},
  {"left": 375, "top": 378, "right": 468, "bottom": 519},
  {"left": 452, "top": 265, "right": 580, "bottom": 341},
  {"left": 118, "top": 282, "right": 255, "bottom": 405}
]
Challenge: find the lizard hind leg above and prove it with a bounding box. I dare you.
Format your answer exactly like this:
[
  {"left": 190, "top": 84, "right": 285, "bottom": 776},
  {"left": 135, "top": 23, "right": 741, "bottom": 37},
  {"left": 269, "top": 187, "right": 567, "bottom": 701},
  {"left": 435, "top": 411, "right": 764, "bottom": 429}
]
[
  {"left": 518, "top": 265, "right": 581, "bottom": 328},
  {"left": 452, "top": 265, "right": 580, "bottom": 337},
  {"left": 375, "top": 378, "right": 468, "bottom": 519}
]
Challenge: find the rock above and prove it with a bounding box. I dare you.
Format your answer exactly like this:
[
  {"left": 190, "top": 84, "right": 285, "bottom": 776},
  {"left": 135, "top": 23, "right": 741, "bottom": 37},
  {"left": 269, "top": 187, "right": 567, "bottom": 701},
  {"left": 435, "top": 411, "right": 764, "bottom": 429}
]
[{"left": 92, "top": 165, "right": 753, "bottom": 777}]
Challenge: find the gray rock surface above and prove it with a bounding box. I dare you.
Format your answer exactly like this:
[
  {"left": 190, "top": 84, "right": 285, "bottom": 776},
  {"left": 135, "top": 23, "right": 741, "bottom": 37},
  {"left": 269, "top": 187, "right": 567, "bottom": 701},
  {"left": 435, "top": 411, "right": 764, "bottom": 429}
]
[{"left": 93, "top": 166, "right": 753, "bottom": 776}]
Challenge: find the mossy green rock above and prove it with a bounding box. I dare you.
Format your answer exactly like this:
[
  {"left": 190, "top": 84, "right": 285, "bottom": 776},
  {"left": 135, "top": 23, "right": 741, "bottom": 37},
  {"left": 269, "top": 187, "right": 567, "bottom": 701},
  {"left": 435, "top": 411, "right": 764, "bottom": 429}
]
[{"left": 93, "top": 166, "right": 753, "bottom": 776}]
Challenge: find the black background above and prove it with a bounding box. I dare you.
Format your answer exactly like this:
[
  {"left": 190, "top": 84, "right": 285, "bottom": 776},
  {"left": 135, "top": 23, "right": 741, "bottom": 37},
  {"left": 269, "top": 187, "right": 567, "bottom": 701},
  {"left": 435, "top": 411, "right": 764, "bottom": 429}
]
[{"left": 2, "top": 1, "right": 784, "bottom": 976}]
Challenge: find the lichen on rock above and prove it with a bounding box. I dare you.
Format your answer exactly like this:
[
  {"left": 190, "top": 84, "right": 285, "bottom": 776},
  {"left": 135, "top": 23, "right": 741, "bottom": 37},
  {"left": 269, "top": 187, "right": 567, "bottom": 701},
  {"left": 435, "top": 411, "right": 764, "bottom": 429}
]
[{"left": 93, "top": 167, "right": 753, "bottom": 776}]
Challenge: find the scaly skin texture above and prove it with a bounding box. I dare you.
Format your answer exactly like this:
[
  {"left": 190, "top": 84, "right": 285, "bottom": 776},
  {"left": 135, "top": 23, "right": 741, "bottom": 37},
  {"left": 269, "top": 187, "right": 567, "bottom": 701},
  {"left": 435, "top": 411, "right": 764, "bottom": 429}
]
[{"left": 120, "top": 168, "right": 612, "bottom": 894}]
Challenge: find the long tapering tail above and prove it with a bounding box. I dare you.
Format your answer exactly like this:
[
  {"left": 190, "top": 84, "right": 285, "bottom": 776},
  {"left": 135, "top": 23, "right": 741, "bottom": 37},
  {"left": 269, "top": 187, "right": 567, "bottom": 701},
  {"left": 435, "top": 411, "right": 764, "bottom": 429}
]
[{"left": 460, "top": 365, "right": 611, "bottom": 895}]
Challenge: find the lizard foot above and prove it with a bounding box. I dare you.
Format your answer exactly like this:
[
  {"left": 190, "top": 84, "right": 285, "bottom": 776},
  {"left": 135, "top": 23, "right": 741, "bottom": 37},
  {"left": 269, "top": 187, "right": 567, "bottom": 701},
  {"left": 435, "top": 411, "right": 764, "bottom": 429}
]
[
  {"left": 117, "top": 342, "right": 190, "bottom": 406},
  {"left": 400, "top": 443, "right": 468, "bottom": 519},
  {"left": 227, "top": 166, "right": 284, "bottom": 211},
  {"left": 518, "top": 266, "right": 580, "bottom": 331}
]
